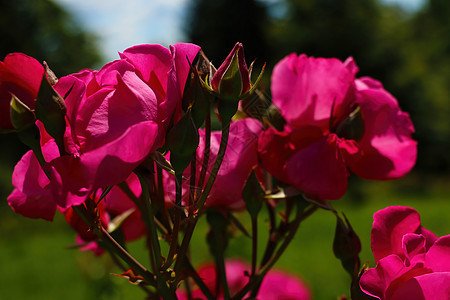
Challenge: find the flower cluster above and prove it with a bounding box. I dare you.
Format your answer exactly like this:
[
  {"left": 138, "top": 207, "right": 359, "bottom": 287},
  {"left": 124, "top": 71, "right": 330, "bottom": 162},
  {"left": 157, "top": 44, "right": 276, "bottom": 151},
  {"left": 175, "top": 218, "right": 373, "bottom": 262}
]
[
  {"left": 360, "top": 206, "right": 450, "bottom": 299},
  {"left": 259, "top": 55, "right": 417, "bottom": 200},
  {"left": 1, "top": 42, "right": 419, "bottom": 299}
]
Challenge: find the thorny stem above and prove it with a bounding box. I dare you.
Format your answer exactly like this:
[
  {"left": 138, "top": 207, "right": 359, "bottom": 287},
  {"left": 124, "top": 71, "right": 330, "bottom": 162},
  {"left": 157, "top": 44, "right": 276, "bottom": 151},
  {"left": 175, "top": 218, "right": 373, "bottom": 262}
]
[
  {"left": 197, "top": 121, "right": 230, "bottom": 211},
  {"left": 157, "top": 165, "right": 172, "bottom": 233},
  {"left": 260, "top": 200, "right": 277, "bottom": 266},
  {"left": 184, "top": 260, "right": 215, "bottom": 300},
  {"left": 189, "top": 153, "right": 197, "bottom": 214},
  {"left": 72, "top": 205, "right": 158, "bottom": 289},
  {"left": 137, "top": 173, "right": 163, "bottom": 270},
  {"left": 107, "top": 250, "right": 156, "bottom": 298},
  {"left": 173, "top": 120, "right": 230, "bottom": 279},
  {"left": 195, "top": 111, "right": 211, "bottom": 202},
  {"left": 164, "top": 173, "right": 183, "bottom": 269},
  {"left": 251, "top": 217, "right": 258, "bottom": 277},
  {"left": 232, "top": 205, "right": 319, "bottom": 299}
]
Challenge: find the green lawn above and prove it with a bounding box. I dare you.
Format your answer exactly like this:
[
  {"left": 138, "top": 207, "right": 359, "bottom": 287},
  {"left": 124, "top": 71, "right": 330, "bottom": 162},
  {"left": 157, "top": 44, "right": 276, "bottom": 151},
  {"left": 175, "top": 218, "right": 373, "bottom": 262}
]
[{"left": 1, "top": 172, "right": 449, "bottom": 299}]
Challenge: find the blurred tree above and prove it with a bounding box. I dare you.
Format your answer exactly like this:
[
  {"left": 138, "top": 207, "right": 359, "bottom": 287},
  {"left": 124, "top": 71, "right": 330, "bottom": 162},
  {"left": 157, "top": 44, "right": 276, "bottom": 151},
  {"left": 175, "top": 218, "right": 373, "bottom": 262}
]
[
  {"left": 391, "top": 0, "right": 450, "bottom": 173},
  {"left": 185, "top": 0, "right": 270, "bottom": 66},
  {"left": 0, "top": 0, "right": 101, "bottom": 76}
]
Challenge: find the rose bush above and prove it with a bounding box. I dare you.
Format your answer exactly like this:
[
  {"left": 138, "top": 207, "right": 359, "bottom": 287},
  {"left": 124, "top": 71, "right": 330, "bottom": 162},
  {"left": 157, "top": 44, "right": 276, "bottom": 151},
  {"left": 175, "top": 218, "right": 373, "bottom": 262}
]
[
  {"left": 7, "top": 43, "right": 200, "bottom": 219},
  {"left": 258, "top": 54, "right": 417, "bottom": 200},
  {"left": 359, "top": 206, "right": 450, "bottom": 299}
]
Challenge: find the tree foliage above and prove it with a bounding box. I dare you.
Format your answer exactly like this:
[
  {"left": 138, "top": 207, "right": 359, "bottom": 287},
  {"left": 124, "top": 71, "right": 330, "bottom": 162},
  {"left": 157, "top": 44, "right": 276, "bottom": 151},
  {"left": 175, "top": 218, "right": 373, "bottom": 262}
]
[{"left": 0, "top": 0, "right": 101, "bottom": 76}]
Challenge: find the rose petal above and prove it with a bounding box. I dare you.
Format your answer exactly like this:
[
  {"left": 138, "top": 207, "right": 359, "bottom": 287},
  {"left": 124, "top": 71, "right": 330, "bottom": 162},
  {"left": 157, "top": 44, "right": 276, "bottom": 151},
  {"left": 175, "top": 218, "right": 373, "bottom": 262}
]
[
  {"left": 371, "top": 206, "right": 423, "bottom": 262},
  {"left": 285, "top": 134, "right": 349, "bottom": 200},
  {"left": 0, "top": 53, "right": 44, "bottom": 120},
  {"left": 159, "top": 43, "right": 201, "bottom": 129},
  {"left": 7, "top": 150, "right": 56, "bottom": 221},
  {"left": 50, "top": 121, "right": 158, "bottom": 208},
  {"left": 120, "top": 44, "right": 172, "bottom": 99},
  {"left": 389, "top": 272, "right": 450, "bottom": 300},
  {"left": 402, "top": 233, "right": 427, "bottom": 266},
  {"left": 259, "top": 270, "right": 311, "bottom": 300},
  {"left": 425, "top": 235, "right": 450, "bottom": 272},
  {"left": 350, "top": 87, "right": 417, "bottom": 179},
  {"left": 360, "top": 254, "right": 431, "bottom": 299},
  {"left": 258, "top": 125, "right": 323, "bottom": 185},
  {"left": 271, "top": 54, "right": 354, "bottom": 130}
]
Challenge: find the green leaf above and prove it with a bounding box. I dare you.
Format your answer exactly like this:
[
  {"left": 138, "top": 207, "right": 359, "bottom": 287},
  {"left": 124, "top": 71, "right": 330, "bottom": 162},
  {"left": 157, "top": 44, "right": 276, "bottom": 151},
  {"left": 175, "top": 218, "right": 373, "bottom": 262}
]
[
  {"left": 242, "top": 170, "right": 264, "bottom": 219},
  {"left": 107, "top": 208, "right": 136, "bottom": 233},
  {"left": 333, "top": 212, "right": 361, "bottom": 277},
  {"left": 10, "top": 95, "right": 35, "bottom": 130},
  {"left": 35, "top": 74, "right": 67, "bottom": 155},
  {"left": 166, "top": 110, "right": 199, "bottom": 173}
]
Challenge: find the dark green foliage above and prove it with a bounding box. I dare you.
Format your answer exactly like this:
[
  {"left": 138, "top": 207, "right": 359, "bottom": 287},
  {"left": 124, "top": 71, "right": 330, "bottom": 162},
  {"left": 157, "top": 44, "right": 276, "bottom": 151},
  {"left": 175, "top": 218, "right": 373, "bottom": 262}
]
[
  {"left": 0, "top": 0, "right": 101, "bottom": 76},
  {"left": 185, "top": 0, "right": 270, "bottom": 65}
]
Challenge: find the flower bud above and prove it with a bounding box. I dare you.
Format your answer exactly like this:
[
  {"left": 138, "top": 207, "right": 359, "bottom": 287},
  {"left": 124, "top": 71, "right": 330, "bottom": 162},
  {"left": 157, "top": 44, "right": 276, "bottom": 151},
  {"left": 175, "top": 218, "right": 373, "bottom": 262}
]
[
  {"left": 333, "top": 213, "right": 361, "bottom": 277},
  {"left": 211, "top": 43, "right": 250, "bottom": 102}
]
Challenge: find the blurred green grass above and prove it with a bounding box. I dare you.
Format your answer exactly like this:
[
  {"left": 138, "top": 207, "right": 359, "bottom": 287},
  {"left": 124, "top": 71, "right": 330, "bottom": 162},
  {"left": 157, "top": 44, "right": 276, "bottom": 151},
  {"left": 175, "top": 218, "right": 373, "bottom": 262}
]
[{"left": 1, "top": 172, "right": 450, "bottom": 299}]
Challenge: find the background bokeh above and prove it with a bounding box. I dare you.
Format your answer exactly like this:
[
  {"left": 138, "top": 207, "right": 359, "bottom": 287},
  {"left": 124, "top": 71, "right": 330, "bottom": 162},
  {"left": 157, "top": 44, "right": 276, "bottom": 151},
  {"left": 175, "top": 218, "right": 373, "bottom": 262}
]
[{"left": 1, "top": 0, "right": 449, "bottom": 298}]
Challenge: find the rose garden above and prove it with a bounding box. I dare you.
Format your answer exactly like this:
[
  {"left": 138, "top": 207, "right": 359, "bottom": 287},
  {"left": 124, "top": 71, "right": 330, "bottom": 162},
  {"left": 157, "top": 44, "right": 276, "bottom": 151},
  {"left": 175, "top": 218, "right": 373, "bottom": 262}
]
[{"left": 1, "top": 39, "right": 448, "bottom": 299}]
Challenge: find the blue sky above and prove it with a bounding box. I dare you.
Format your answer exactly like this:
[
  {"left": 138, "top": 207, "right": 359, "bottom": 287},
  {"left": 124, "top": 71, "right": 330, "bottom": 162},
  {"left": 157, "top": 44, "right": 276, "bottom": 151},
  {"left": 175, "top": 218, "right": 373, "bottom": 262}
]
[{"left": 54, "top": 0, "right": 426, "bottom": 64}]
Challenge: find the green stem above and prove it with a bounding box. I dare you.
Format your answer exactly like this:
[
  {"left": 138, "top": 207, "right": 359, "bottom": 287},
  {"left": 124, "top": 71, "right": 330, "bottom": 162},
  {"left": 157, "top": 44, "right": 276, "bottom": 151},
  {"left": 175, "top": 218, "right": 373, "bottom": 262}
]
[
  {"left": 215, "top": 244, "right": 230, "bottom": 300},
  {"left": 164, "top": 173, "right": 183, "bottom": 269},
  {"left": 232, "top": 205, "right": 318, "bottom": 299},
  {"left": 156, "top": 165, "right": 172, "bottom": 233},
  {"left": 107, "top": 249, "right": 157, "bottom": 298},
  {"left": 251, "top": 216, "right": 258, "bottom": 277},
  {"left": 196, "top": 121, "right": 230, "bottom": 211},
  {"left": 72, "top": 206, "right": 157, "bottom": 287},
  {"left": 189, "top": 153, "right": 196, "bottom": 214},
  {"left": 137, "top": 173, "right": 163, "bottom": 270},
  {"left": 260, "top": 200, "right": 277, "bottom": 266},
  {"left": 195, "top": 112, "right": 211, "bottom": 202},
  {"left": 99, "top": 226, "right": 156, "bottom": 286},
  {"left": 173, "top": 121, "right": 229, "bottom": 278},
  {"left": 184, "top": 260, "right": 215, "bottom": 300}
]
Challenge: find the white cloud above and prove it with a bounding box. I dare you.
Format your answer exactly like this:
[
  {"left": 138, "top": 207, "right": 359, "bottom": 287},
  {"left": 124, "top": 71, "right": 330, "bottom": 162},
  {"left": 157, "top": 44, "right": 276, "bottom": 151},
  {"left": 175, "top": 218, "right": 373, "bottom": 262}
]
[{"left": 54, "top": 0, "right": 189, "bottom": 63}]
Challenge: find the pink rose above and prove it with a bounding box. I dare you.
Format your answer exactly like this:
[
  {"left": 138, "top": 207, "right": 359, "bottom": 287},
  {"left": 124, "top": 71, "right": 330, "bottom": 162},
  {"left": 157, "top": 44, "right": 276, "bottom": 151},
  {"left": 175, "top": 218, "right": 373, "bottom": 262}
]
[
  {"left": 0, "top": 53, "right": 44, "bottom": 129},
  {"left": 177, "top": 259, "right": 310, "bottom": 299},
  {"left": 7, "top": 43, "right": 200, "bottom": 219},
  {"left": 258, "top": 55, "right": 417, "bottom": 200},
  {"left": 359, "top": 206, "right": 450, "bottom": 299},
  {"left": 163, "top": 118, "right": 262, "bottom": 212}
]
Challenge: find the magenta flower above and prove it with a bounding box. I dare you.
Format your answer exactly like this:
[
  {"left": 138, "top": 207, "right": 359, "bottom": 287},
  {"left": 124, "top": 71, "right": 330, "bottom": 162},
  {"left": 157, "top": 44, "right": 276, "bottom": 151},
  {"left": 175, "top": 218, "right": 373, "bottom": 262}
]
[
  {"left": 7, "top": 148, "right": 57, "bottom": 221},
  {"left": 0, "top": 53, "right": 44, "bottom": 129},
  {"left": 163, "top": 118, "right": 262, "bottom": 211},
  {"left": 258, "top": 54, "right": 417, "bottom": 200},
  {"left": 177, "top": 259, "right": 310, "bottom": 299},
  {"left": 7, "top": 43, "right": 200, "bottom": 220},
  {"left": 359, "top": 206, "right": 450, "bottom": 299}
]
